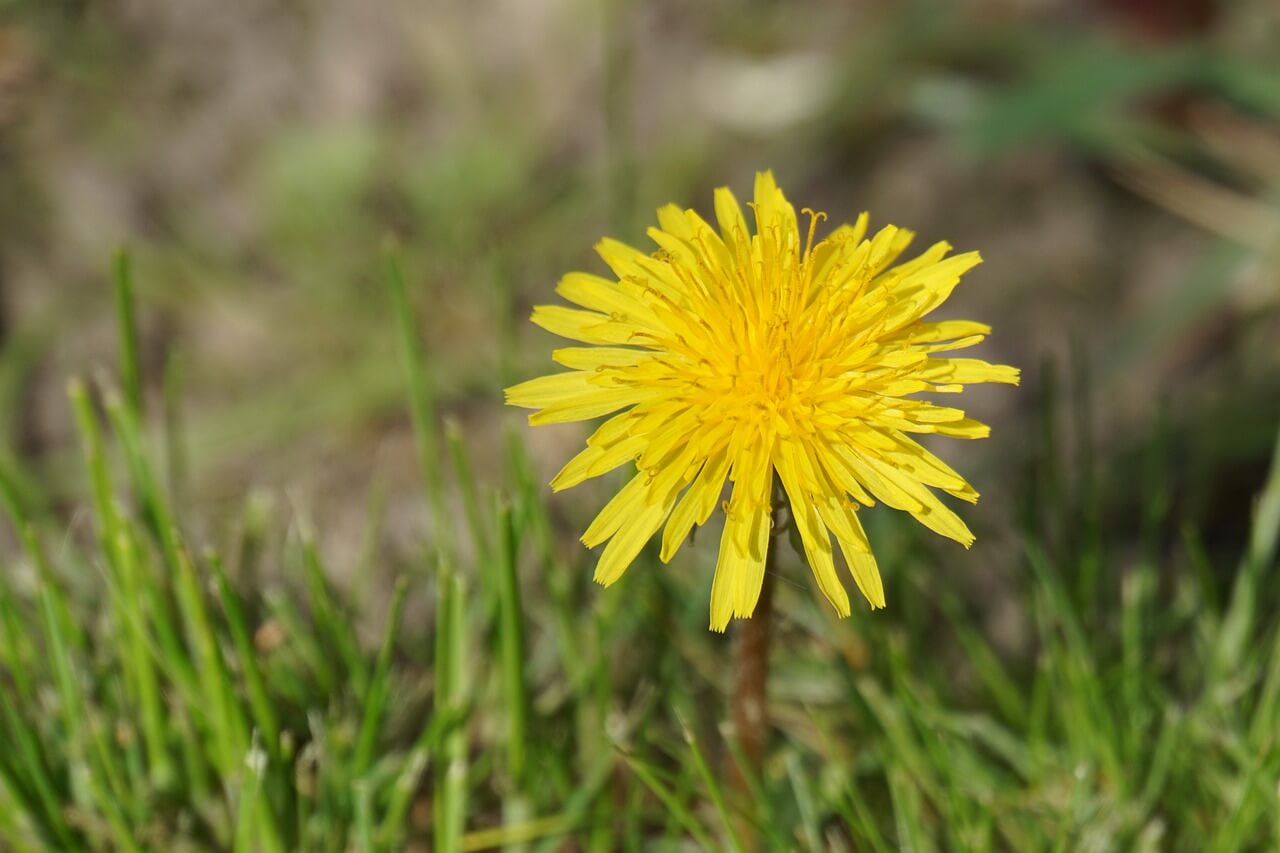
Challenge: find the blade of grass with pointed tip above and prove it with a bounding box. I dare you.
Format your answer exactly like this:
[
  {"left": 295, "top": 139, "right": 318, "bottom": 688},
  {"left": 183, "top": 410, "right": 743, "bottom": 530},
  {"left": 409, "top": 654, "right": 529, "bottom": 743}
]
[
  {"left": 298, "top": 534, "right": 368, "bottom": 699},
  {"left": 0, "top": 690, "right": 77, "bottom": 849},
  {"left": 35, "top": 542, "right": 138, "bottom": 851},
  {"left": 353, "top": 576, "right": 410, "bottom": 778},
  {"left": 785, "top": 752, "right": 821, "bottom": 852},
  {"left": 385, "top": 250, "right": 452, "bottom": 557},
  {"left": 446, "top": 420, "right": 490, "bottom": 566},
  {"left": 113, "top": 247, "right": 143, "bottom": 416},
  {"left": 209, "top": 551, "right": 281, "bottom": 764},
  {"left": 97, "top": 387, "right": 201, "bottom": 695},
  {"left": 234, "top": 736, "right": 281, "bottom": 853},
  {"left": 677, "top": 714, "right": 743, "bottom": 853},
  {"left": 1215, "top": 426, "right": 1280, "bottom": 683},
  {"left": 619, "top": 751, "right": 715, "bottom": 850},
  {"left": 377, "top": 746, "right": 430, "bottom": 848}
]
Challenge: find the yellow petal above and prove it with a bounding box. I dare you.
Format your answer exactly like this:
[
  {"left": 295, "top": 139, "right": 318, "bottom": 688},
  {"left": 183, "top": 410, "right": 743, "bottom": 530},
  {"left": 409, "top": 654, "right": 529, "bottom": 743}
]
[
  {"left": 593, "top": 491, "right": 675, "bottom": 586},
  {"left": 776, "top": 443, "right": 851, "bottom": 618},
  {"left": 923, "top": 358, "right": 1021, "bottom": 386},
  {"left": 880, "top": 431, "right": 977, "bottom": 502},
  {"left": 829, "top": 504, "right": 886, "bottom": 609},
  {"left": 552, "top": 346, "right": 657, "bottom": 370},
  {"left": 531, "top": 305, "right": 640, "bottom": 345},
  {"left": 555, "top": 272, "right": 659, "bottom": 325},
  {"left": 897, "top": 320, "right": 991, "bottom": 344},
  {"left": 855, "top": 452, "right": 975, "bottom": 547},
  {"left": 714, "top": 186, "right": 753, "bottom": 267},
  {"left": 550, "top": 435, "right": 645, "bottom": 491},
  {"left": 660, "top": 450, "right": 729, "bottom": 563},
  {"left": 879, "top": 252, "right": 983, "bottom": 334},
  {"left": 708, "top": 472, "right": 771, "bottom": 632},
  {"left": 581, "top": 473, "right": 648, "bottom": 548}
]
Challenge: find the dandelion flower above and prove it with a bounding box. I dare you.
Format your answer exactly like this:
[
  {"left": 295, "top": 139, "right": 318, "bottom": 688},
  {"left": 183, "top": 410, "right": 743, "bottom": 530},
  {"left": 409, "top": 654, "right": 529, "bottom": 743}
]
[{"left": 506, "top": 171, "right": 1018, "bottom": 631}]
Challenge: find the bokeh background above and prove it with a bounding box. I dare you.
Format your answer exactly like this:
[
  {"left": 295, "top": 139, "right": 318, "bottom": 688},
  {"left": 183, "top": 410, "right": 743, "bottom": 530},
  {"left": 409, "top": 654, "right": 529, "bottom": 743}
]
[{"left": 2, "top": 0, "right": 1280, "bottom": 849}]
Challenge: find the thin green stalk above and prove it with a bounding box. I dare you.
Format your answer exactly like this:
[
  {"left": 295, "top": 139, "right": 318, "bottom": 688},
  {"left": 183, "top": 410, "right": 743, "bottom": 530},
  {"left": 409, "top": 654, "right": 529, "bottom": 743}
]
[
  {"left": 34, "top": 536, "right": 138, "bottom": 851},
  {"left": 506, "top": 430, "right": 583, "bottom": 687},
  {"left": 113, "top": 247, "right": 144, "bottom": 416},
  {"left": 461, "top": 814, "right": 584, "bottom": 852},
  {"left": 99, "top": 388, "right": 201, "bottom": 696},
  {"left": 264, "top": 588, "right": 337, "bottom": 698},
  {"left": 0, "top": 691, "right": 77, "bottom": 849},
  {"left": 173, "top": 546, "right": 246, "bottom": 774},
  {"left": 299, "top": 533, "right": 368, "bottom": 699},
  {"left": 385, "top": 249, "right": 452, "bottom": 557},
  {"left": 678, "top": 713, "right": 743, "bottom": 853},
  {"left": 619, "top": 751, "right": 715, "bottom": 850},
  {"left": 353, "top": 576, "right": 410, "bottom": 778},
  {"left": 530, "top": 750, "right": 615, "bottom": 853},
  {"left": 103, "top": 389, "right": 178, "bottom": 562},
  {"left": 496, "top": 504, "right": 529, "bottom": 786},
  {"left": 68, "top": 378, "right": 121, "bottom": 547},
  {"left": 435, "top": 566, "right": 468, "bottom": 853},
  {"left": 210, "top": 551, "right": 281, "bottom": 764},
  {"left": 163, "top": 348, "right": 188, "bottom": 504},
  {"left": 233, "top": 736, "right": 275, "bottom": 853},
  {"left": 446, "top": 419, "right": 490, "bottom": 566},
  {"left": 353, "top": 778, "right": 375, "bottom": 853},
  {"left": 0, "top": 542, "right": 34, "bottom": 704},
  {"left": 112, "top": 526, "right": 174, "bottom": 787},
  {"left": 173, "top": 706, "right": 213, "bottom": 825},
  {"left": 377, "top": 746, "right": 430, "bottom": 848}
]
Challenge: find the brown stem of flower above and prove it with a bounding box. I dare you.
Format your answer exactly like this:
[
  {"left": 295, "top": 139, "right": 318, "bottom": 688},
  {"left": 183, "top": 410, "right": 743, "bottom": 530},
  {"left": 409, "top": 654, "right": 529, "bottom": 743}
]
[{"left": 728, "top": 528, "right": 778, "bottom": 848}]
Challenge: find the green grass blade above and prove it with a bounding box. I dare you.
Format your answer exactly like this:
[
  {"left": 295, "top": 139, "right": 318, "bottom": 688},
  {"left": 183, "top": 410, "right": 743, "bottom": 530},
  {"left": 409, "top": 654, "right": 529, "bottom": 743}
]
[
  {"left": 111, "top": 526, "right": 174, "bottom": 787},
  {"left": 385, "top": 249, "right": 452, "bottom": 557},
  {"left": 353, "top": 575, "right": 410, "bottom": 778},
  {"left": 785, "top": 752, "right": 821, "bottom": 852},
  {"left": 298, "top": 531, "right": 369, "bottom": 699},
  {"left": 446, "top": 419, "right": 490, "bottom": 566},
  {"left": 435, "top": 566, "right": 469, "bottom": 853},
  {"left": 209, "top": 551, "right": 281, "bottom": 763},
  {"left": 35, "top": 540, "right": 138, "bottom": 851},
  {"left": 1216, "top": 426, "right": 1280, "bottom": 682},
  {"left": 619, "top": 750, "right": 716, "bottom": 850},
  {"left": 377, "top": 746, "right": 430, "bottom": 848},
  {"left": 112, "top": 247, "right": 144, "bottom": 416},
  {"left": 496, "top": 504, "right": 529, "bottom": 786},
  {"left": 353, "top": 778, "right": 375, "bottom": 853},
  {"left": 173, "top": 546, "right": 247, "bottom": 774},
  {"left": 677, "top": 713, "right": 743, "bottom": 853}
]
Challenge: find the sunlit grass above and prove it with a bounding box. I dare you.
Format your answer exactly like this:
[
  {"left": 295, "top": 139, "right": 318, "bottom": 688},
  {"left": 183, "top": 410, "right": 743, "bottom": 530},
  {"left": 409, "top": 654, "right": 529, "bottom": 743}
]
[{"left": 0, "top": 255, "right": 1276, "bottom": 850}]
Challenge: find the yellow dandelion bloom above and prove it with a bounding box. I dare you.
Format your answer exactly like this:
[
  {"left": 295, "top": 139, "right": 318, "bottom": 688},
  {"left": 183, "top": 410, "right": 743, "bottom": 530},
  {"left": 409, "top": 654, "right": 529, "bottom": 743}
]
[{"left": 506, "top": 171, "right": 1018, "bottom": 631}]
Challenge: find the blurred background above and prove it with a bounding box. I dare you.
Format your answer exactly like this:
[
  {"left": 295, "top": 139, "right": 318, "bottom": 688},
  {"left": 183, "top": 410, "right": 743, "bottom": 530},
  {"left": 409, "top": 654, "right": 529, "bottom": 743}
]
[
  {"left": 1, "top": 0, "right": 1275, "bottom": 553},
  {"left": 1, "top": 0, "right": 1280, "bottom": 848}
]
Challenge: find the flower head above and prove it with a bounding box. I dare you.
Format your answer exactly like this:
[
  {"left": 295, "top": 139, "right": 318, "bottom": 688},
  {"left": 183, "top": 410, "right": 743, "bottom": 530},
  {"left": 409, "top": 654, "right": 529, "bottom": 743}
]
[{"left": 507, "top": 171, "right": 1018, "bottom": 631}]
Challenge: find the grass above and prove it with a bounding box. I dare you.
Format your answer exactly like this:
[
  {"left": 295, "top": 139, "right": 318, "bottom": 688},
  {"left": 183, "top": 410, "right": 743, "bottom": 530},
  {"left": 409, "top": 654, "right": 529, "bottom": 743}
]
[
  {"left": 0, "top": 253, "right": 1276, "bottom": 851},
  {"left": 1, "top": 5, "right": 1279, "bottom": 848}
]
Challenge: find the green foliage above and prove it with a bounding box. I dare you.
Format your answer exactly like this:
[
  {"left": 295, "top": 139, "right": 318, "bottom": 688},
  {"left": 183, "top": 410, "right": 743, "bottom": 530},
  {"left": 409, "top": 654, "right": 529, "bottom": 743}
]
[
  {"left": 0, "top": 259, "right": 1277, "bottom": 851},
  {"left": 1, "top": 4, "right": 1278, "bottom": 847}
]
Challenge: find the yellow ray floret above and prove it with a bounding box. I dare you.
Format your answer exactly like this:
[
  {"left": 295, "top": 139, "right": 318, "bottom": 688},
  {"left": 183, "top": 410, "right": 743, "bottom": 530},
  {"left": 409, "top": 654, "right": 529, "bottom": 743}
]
[{"left": 505, "top": 170, "right": 1018, "bottom": 631}]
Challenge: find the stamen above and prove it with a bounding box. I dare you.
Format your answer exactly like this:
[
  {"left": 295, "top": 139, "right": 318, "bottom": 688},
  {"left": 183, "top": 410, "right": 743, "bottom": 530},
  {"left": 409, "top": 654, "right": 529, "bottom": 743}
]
[{"left": 801, "top": 208, "right": 827, "bottom": 266}]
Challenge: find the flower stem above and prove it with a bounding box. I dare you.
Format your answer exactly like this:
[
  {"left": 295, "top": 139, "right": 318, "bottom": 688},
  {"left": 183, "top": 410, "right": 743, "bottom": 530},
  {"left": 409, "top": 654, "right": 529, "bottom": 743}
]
[
  {"left": 729, "top": 524, "right": 779, "bottom": 847},
  {"left": 733, "top": 558, "right": 774, "bottom": 772}
]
